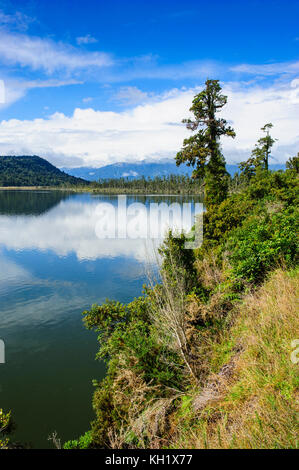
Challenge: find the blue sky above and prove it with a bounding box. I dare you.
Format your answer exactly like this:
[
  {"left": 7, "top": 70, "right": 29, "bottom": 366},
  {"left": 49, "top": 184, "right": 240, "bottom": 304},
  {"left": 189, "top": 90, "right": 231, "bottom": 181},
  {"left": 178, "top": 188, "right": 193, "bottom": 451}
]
[{"left": 0, "top": 0, "right": 298, "bottom": 167}]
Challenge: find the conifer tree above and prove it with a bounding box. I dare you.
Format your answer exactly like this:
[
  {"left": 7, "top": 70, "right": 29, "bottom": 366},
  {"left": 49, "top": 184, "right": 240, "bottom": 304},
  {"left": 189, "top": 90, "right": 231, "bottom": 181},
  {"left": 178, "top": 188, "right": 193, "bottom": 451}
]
[
  {"left": 239, "top": 123, "right": 276, "bottom": 177},
  {"left": 176, "top": 79, "right": 235, "bottom": 205},
  {"left": 251, "top": 123, "right": 276, "bottom": 171}
]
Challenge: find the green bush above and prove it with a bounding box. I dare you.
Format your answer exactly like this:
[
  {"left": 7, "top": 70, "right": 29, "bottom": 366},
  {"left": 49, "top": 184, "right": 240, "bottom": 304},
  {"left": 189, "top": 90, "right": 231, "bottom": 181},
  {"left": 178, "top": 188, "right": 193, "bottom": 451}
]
[
  {"left": 64, "top": 431, "right": 93, "bottom": 449},
  {"left": 228, "top": 208, "right": 298, "bottom": 283}
]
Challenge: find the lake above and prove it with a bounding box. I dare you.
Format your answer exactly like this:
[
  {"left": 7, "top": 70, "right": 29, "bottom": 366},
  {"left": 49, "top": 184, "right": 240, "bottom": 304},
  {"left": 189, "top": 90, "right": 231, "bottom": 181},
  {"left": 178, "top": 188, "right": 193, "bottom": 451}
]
[{"left": 0, "top": 190, "right": 201, "bottom": 448}]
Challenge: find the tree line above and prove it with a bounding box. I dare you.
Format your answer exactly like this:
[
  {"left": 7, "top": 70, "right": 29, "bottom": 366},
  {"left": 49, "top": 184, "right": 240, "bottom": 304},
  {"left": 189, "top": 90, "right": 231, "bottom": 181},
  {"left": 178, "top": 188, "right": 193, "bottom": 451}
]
[{"left": 92, "top": 174, "right": 203, "bottom": 194}]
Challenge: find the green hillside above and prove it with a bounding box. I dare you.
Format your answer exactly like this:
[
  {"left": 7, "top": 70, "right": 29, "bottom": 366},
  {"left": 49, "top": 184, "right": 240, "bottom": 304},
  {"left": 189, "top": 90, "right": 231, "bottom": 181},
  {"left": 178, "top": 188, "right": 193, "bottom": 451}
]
[{"left": 0, "top": 155, "right": 88, "bottom": 187}]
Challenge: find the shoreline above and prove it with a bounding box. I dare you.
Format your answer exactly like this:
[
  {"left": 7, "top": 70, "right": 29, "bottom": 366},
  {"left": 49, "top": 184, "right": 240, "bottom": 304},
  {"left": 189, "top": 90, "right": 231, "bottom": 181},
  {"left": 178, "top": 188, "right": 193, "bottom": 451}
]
[{"left": 0, "top": 186, "right": 203, "bottom": 195}]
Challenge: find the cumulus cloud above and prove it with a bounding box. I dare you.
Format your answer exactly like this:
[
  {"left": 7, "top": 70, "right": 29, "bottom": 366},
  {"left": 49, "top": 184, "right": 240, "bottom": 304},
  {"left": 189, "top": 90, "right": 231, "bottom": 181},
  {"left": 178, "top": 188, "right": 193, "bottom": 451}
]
[
  {"left": 222, "top": 80, "right": 299, "bottom": 162},
  {"left": 0, "top": 30, "right": 113, "bottom": 74},
  {"left": 0, "top": 81, "right": 298, "bottom": 167}
]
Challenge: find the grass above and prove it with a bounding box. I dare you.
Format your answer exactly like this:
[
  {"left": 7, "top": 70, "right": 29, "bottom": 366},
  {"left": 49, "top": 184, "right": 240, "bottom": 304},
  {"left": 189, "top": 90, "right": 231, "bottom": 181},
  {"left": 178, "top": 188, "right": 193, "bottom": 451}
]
[{"left": 168, "top": 268, "right": 299, "bottom": 449}]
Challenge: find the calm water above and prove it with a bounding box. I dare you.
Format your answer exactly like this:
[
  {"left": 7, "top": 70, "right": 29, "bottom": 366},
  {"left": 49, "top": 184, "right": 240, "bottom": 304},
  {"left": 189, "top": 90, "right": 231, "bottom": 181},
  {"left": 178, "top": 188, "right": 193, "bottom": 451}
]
[{"left": 0, "top": 190, "right": 199, "bottom": 448}]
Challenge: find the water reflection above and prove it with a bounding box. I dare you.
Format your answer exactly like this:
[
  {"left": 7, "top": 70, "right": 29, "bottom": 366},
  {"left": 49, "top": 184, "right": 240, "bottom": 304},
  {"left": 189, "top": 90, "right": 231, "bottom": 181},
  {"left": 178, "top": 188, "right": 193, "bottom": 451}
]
[
  {"left": 0, "top": 191, "right": 200, "bottom": 448},
  {"left": 0, "top": 190, "right": 71, "bottom": 216},
  {"left": 0, "top": 192, "right": 200, "bottom": 261}
]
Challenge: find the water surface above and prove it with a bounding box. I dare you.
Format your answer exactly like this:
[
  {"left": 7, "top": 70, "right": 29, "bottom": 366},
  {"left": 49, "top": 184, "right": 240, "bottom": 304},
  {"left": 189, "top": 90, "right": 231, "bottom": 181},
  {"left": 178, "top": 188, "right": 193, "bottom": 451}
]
[{"left": 0, "top": 190, "right": 199, "bottom": 448}]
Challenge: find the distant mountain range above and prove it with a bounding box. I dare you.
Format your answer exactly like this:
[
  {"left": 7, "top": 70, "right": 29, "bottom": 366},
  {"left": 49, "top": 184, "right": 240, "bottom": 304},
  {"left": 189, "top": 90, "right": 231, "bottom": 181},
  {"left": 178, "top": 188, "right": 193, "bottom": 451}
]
[
  {"left": 0, "top": 155, "right": 286, "bottom": 187},
  {"left": 62, "top": 160, "right": 286, "bottom": 182},
  {"left": 0, "top": 155, "right": 88, "bottom": 187},
  {"left": 61, "top": 160, "right": 192, "bottom": 181}
]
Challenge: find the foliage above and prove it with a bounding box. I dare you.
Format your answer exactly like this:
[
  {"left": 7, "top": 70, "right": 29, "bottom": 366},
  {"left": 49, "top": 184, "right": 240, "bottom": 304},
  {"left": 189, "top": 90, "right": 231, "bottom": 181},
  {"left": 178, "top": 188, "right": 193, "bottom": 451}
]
[
  {"left": 63, "top": 431, "right": 93, "bottom": 449},
  {"left": 228, "top": 207, "right": 298, "bottom": 283},
  {"left": 158, "top": 231, "right": 198, "bottom": 292}
]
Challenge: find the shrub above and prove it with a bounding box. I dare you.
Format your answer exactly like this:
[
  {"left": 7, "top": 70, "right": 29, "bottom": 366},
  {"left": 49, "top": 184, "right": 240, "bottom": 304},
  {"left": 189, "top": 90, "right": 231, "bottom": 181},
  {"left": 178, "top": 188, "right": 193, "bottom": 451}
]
[
  {"left": 64, "top": 431, "right": 93, "bottom": 449},
  {"left": 227, "top": 208, "right": 298, "bottom": 283}
]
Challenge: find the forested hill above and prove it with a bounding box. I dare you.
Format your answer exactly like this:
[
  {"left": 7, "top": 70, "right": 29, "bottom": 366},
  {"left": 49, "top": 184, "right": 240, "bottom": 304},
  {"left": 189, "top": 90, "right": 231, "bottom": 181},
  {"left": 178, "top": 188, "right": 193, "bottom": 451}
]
[{"left": 0, "top": 155, "right": 88, "bottom": 187}]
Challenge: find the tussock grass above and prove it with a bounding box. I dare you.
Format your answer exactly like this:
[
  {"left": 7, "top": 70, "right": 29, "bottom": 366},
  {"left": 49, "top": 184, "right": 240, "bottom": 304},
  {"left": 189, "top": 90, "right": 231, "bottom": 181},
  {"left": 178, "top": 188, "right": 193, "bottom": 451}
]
[{"left": 170, "top": 269, "right": 299, "bottom": 449}]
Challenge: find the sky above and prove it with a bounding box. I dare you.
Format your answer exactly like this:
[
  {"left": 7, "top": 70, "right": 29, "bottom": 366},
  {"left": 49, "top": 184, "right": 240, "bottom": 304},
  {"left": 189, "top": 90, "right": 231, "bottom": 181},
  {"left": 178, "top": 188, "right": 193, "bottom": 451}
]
[{"left": 0, "top": 0, "right": 298, "bottom": 168}]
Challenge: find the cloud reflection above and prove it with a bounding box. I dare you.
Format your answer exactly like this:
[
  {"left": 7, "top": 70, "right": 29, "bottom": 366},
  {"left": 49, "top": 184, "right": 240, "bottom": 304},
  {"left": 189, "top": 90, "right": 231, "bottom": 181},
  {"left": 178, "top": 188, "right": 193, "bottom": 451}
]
[{"left": 0, "top": 196, "right": 197, "bottom": 262}]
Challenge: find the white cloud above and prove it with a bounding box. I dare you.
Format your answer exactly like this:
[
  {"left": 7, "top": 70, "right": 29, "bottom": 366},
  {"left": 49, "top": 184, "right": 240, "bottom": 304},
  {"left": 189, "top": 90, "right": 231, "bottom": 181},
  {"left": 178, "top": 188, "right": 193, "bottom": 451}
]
[
  {"left": 231, "top": 60, "right": 299, "bottom": 76},
  {"left": 0, "top": 77, "right": 83, "bottom": 108},
  {"left": 222, "top": 80, "right": 299, "bottom": 162},
  {"left": 0, "top": 31, "right": 112, "bottom": 74},
  {"left": 113, "top": 86, "right": 149, "bottom": 105},
  {"left": 0, "top": 81, "right": 298, "bottom": 167},
  {"left": 0, "top": 9, "right": 34, "bottom": 31},
  {"left": 76, "top": 34, "right": 98, "bottom": 45}
]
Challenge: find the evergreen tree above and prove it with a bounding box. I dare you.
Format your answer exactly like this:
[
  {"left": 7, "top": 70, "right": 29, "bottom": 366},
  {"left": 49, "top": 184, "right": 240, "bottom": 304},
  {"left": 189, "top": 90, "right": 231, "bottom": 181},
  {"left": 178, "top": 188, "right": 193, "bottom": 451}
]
[
  {"left": 251, "top": 123, "right": 276, "bottom": 171},
  {"left": 239, "top": 123, "right": 277, "bottom": 178},
  {"left": 175, "top": 79, "right": 235, "bottom": 205}
]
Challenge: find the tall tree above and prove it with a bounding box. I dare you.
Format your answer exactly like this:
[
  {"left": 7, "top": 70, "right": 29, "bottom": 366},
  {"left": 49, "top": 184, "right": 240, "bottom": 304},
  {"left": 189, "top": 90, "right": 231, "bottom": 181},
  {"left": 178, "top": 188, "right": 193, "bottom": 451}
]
[
  {"left": 176, "top": 79, "right": 235, "bottom": 205},
  {"left": 251, "top": 123, "right": 276, "bottom": 171},
  {"left": 239, "top": 123, "right": 277, "bottom": 177}
]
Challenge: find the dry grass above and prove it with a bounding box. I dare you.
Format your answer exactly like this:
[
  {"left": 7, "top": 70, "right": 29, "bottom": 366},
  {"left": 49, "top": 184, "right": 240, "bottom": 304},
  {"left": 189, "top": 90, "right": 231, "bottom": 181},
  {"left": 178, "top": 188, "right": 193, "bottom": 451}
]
[
  {"left": 147, "top": 250, "right": 200, "bottom": 383},
  {"left": 195, "top": 250, "right": 225, "bottom": 290},
  {"left": 170, "top": 269, "right": 299, "bottom": 449},
  {"left": 106, "top": 360, "right": 181, "bottom": 449}
]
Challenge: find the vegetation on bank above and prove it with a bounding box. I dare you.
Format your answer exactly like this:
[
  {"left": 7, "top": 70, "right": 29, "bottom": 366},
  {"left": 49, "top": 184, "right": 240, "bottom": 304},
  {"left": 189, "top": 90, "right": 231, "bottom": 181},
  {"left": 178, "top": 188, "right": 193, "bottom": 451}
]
[
  {"left": 90, "top": 174, "right": 203, "bottom": 194},
  {"left": 62, "top": 81, "right": 298, "bottom": 449},
  {"left": 0, "top": 173, "right": 204, "bottom": 195}
]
